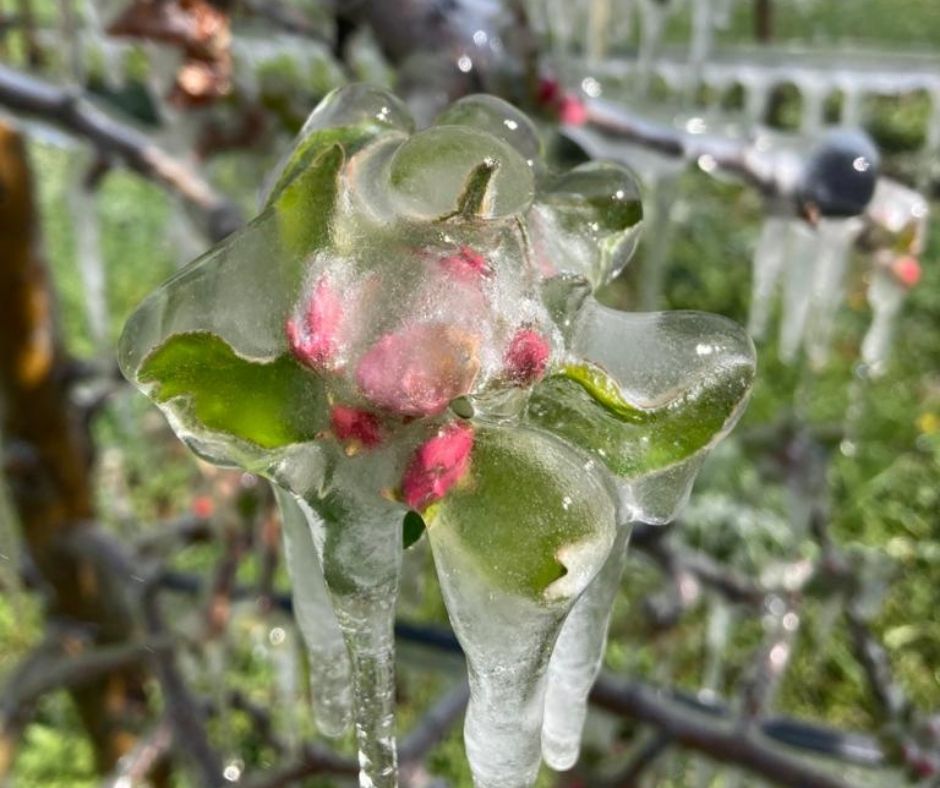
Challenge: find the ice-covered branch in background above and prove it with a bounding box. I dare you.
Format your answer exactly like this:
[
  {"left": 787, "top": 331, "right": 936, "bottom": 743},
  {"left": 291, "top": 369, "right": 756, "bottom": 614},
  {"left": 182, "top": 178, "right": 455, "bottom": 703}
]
[
  {"left": 117, "top": 85, "right": 755, "bottom": 786},
  {"left": 0, "top": 63, "right": 241, "bottom": 241}
]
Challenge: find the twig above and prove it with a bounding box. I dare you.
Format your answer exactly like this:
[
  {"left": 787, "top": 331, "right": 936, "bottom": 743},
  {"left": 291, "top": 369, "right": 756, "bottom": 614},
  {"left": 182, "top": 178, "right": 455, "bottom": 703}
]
[
  {"left": 237, "top": 0, "right": 333, "bottom": 46},
  {"left": 141, "top": 582, "right": 225, "bottom": 787},
  {"left": 571, "top": 97, "right": 786, "bottom": 201},
  {"left": 102, "top": 719, "right": 174, "bottom": 788},
  {"left": 604, "top": 730, "right": 673, "bottom": 787},
  {"left": 590, "top": 673, "right": 850, "bottom": 788},
  {"left": 633, "top": 523, "right": 767, "bottom": 609},
  {"left": 0, "top": 64, "right": 241, "bottom": 241},
  {"left": 400, "top": 680, "right": 470, "bottom": 764},
  {"left": 239, "top": 743, "right": 357, "bottom": 788}
]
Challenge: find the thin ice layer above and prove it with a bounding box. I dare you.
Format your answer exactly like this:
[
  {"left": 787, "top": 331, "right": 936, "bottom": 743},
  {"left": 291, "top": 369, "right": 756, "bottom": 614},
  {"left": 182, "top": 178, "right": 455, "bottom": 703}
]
[{"left": 274, "top": 485, "right": 352, "bottom": 737}]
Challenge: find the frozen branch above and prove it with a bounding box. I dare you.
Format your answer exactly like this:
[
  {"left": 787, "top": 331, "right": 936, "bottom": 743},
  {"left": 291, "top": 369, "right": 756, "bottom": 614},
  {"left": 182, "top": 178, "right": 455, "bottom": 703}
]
[
  {"left": 590, "top": 673, "right": 850, "bottom": 788},
  {"left": 0, "top": 64, "right": 241, "bottom": 240}
]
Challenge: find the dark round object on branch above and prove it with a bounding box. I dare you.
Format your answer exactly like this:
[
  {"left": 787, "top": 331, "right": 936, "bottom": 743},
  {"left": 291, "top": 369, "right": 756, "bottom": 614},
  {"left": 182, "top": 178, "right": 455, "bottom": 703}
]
[{"left": 798, "top": 129, "right": 880, "bottom": 218}]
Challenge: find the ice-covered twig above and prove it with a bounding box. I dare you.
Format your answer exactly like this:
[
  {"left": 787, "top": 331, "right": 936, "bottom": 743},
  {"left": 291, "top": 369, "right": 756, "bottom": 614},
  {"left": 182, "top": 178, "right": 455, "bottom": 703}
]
[
  {"left": 581, "top": 97, "right": 775, "bottom": 193},
  {"left": 0, "top": 64, "right": 241, "bottom": 240}
]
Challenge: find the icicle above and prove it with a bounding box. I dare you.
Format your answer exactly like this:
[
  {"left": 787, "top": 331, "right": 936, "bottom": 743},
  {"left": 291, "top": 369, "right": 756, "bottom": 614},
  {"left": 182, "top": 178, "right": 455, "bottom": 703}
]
[
  {"left": 637, "top": 0, "right": 670, "bottom": 97},
  {"left": 274, "top": 486, "right": 352, "bottom": 738},
  {"left": 840, "top": 78, "right": 864, "bottom": 128},
  {"left": 799, "top": 78, "right": 828, "bottom": 137},
  {"left": 688, "top": 0, "right": 714, "bottom": 95},
  {"left": 748, "top": 214, "right": 789, "bottom": 339},
  {"left": 66, "top": 160, "right": 109, "bottom": 350},
  {"left": 926, "top": 86, "right": 940, "bottom": 156},
  {"left": 778, "top": 219, "right": 819, "bottom": 363},
  {"left": 804, "top": 218, "right": 864, "bottom": 369},
  {"left": 860, "top": 267, "right": 906, "bottom": 376},
  {"left": 541, "top": 527, "right": 631, "bottom": 770},
  {"left": 627, "top": 153, "right": 683, "bottom": 310},
  {"left": 586, "top": 0, "right": 611, "bottom": 64},
  {"left": 742, "top": 71, "right": 771, "bottom": 128},
  {"left": 293, "top": 476, "right": 403, "bottom": 788},
  {"left": 609, "top": 0, "right": 635, "bottom": 50},
  {"left": 712, "top": 0, "right": 735, "bottom": 29}
]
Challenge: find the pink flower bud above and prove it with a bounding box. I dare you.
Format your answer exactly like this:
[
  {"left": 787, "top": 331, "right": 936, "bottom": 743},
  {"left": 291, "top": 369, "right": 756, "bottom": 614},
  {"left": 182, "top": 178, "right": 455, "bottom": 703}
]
[
  {"left": 286, "top": 277, "right": 344, "bottom": 369},
  {"left": 558, "top": 95, "right": 588, "bottom": 126},
  {"left": 439, "top": 246, "right": 492, "bottom": 282},
  {"left": 537, "top": 77, "right": 561, "bottom": 106},
  {"left": 892, "top": 255, "right": 922, "bottom": 288},
  {"left": 356, "top": 323, "right": 480, "bottom": 417},
  {"left": 402, "top": 422, "right": 474, "bottom": 510},
  {"left": 504, "top": 328, "right": 550, "bottom": 384},
  {"left": 330, "top": 405, "right": 382, "bottom": 447}
]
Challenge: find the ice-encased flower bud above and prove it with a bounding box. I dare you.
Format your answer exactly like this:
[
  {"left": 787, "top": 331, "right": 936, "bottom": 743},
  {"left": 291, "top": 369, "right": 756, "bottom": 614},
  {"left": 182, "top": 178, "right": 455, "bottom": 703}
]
[
  {"left": 356, "top": 323, "right": 481, "bottom": 417},
  {"left": 402, "top": 422, "right": 474, "bottom": 510},
  {"left": 504, "top": 328, "right": 550, "bottom": 384}
]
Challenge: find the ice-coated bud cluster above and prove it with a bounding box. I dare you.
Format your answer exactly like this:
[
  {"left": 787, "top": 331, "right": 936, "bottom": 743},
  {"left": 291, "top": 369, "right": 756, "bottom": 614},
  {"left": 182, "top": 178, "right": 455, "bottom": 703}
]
[{"left": 119, "top": 84, "right": 756, "bottom": 788}]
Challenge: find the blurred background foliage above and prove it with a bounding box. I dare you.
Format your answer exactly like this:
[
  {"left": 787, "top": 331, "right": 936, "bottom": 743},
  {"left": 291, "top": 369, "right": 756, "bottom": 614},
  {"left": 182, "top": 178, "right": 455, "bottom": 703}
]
[{"left": 1, "top": 0, "right": 940, "bottom": 785}]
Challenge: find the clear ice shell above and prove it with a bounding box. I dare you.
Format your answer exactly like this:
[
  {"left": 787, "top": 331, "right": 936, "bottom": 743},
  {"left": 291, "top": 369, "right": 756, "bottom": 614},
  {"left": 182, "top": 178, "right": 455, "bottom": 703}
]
[
  {"left": 387, "top": 125, "right": 535, "bottom": 220},
  {"left": 527, "top": 298, "right": 755, "bottom": 524},
  {"left": 528, "top": 161, "right": 643, "bottom": 289},
  {"left": 274, "top": 485, "right": 352, "bottom": 737},
  {"left": 434, "top": 94, "right": 542, "bottom": 162},
  {"left": 116, "top": 82, "right": 757, "bottom": 788},
  {"left": 541, "top": 526, "right": 631, "bottom": 770},
  {"left": 427, "top": 425, "right": 617, "bottom": 787}
]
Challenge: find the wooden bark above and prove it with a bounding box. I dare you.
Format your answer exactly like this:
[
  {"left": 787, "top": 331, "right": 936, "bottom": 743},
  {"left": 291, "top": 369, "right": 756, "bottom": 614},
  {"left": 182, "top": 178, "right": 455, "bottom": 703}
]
[{"left": 0, "top": 121, "right": 150, "bottom": 775}]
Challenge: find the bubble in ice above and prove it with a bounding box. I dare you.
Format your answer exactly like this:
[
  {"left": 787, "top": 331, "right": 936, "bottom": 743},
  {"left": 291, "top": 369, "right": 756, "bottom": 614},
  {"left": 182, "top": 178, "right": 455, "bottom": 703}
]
[{"left": 118, "top": 84, "right": 755, "bottom": 787}]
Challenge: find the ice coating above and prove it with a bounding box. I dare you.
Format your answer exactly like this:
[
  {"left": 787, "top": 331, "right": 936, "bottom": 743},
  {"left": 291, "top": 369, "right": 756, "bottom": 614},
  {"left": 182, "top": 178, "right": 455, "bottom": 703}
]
[
  {"left": 118, "top": 84, "right": 756, "bottom": 786},
  {"left": 427, "top": 425, "right": 617, "bottom": 787},
  {"left": 274, "top": 485, "right": 352, "bottom": 737}
]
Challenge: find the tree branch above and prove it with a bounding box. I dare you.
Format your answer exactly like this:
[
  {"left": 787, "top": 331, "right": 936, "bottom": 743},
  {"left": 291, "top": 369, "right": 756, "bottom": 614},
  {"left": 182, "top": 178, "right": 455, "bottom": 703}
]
[
  {"left": 0, "top": 64, "right": 241, "bottom": 240},
  {"left": 590, "top": 674, "right": 850, "bottom": 788}
]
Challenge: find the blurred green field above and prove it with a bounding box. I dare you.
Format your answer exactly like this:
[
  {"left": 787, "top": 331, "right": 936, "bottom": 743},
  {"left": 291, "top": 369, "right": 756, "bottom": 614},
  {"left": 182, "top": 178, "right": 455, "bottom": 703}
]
[{"left": 2, "top": 2, "right": 940, "bottom": 786}]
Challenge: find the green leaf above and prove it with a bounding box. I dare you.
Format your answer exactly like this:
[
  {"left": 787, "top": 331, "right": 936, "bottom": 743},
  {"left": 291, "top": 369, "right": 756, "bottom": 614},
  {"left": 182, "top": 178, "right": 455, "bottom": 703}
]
[
  {"left": 525, "top": 361, "right": 753, "bottom": 478},
  {"left": 274, "top": 143, "right": 345, "bottom": 256},
  {"left": 267, "top": 127, "right": 375, "bottom": 204},
  {"left": 427, "top": 425, "right": 616, "bottom": 601},
  {"left": 402, "top": 510, "right": 427, "bottom": 549},
  {"left": 139, "top": 332, "right": 325, "bottom": 449}
]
